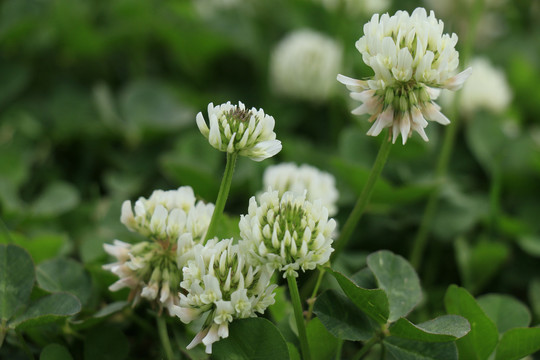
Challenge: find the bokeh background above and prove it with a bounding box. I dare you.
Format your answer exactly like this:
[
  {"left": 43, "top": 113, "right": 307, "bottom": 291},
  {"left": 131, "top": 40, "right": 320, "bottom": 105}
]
[{"left": 1, "top": 0, "right": 540, "bottom": 358}]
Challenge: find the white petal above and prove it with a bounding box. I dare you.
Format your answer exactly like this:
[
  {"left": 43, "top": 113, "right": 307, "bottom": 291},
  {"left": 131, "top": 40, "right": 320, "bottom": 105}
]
[{"left": 443, "top": 67, "right": 473, "bottom": 91}]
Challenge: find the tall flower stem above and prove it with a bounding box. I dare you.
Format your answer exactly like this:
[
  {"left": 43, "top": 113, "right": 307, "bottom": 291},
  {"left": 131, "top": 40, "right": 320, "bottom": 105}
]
[
  {"left": 287, "top": 274, "right": 312, "bottom": 360},
  {"left": 409, "top": 0, "right": 484, "bottom": 271},
  {"left": 157, "top": 316, "right": 174, "bottom": 360},
  {"left": 332, "top": 135, "right": 393, "bottom": 260},
  {"left": 203, "top": 152, "right": 238, "bottom": 244},
  {"left": 306, "top": 268, "right": 325, "bottom": 321}
]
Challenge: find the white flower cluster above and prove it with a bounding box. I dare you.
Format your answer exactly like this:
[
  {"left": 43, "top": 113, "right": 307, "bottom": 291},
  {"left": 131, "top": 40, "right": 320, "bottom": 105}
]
[
  {"left": 103, "top": 240, "right": 182, "bottom": 313},
  {"left": 196, "top": 101, "right": 282, "bottom": 161},
  {"left": 240, "top": 190, "right": 336, "bottom": 278},
  {"left": 440, "top": 57, "right": 512, "bottom": 115},
  {"left": 104, "top": 186, "right": 215, "bottom": 314},
  {"left": 338, "top": 7, "right": 472, "bottom": 144},
  {"left": 171, "top": 239, "right": 277, "bottom": 354},
  {"left": 262, "top": 163, "right": 339, "bottom": 216},
  {"left": 270, "top": 29, "right": 343, "bottom": 102}
]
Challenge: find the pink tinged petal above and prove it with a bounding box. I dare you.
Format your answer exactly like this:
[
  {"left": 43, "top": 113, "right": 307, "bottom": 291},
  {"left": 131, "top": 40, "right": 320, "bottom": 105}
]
[
  {"left": 187, "top": 327, "right": 210, "bottom": 350},
  {"left": 423, "top": 102, "right": 451, "bottom": 125},
  {"left": 443, "top": 67, "right": 473, "bottom": 91},
  {"left": 392, "top": 121, "right": 400, "bottom": 144},
  {"left": 366, "top": 108, "right": 393, "bottom": 137},
  {"left": 336, "top": 74, "right": 368, "bottom": 92},
  {"left": 411, "top": 107, "right": 428, "bottom": 128},
  {"left": 400, "top": 113, "right": 411, "bottom": 145},
  {"left": 196, "top": 112, "right": 210, "bottom": 137},
  {"left": 413, "top": 122, "right": 429, "bottom": 142}
]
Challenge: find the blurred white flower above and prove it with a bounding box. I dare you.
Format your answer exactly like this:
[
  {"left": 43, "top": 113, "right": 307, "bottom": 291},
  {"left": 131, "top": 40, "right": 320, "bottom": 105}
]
[
  {"left": 270, "top": 29, "right": 343, "bottom": 102},
  {"left": 440, "top": 57, "right": 512, "bottom": 115},
  {"left": 262, "top": 163, "right": 339, "bottom": 216},
  {"left": 240, "top": 190, "right": 336, "bottom": 278},
  {"left": 171, "top": 238, "right": 277, "bottom": 354},
  {"left": 338, "top": 8, "right": 472, "bottom": 144},
  {"left": 196, "top": 101, "right": 282, "bottom": 161},
  {"left": 105, "top": 186, "right": 215, "bottom": 314}
]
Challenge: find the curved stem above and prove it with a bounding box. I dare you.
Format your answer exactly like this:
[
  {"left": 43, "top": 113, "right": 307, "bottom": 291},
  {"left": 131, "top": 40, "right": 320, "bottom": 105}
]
[
  {"left": 287, "top": 274, "right": 312, "bottom": 360},
  {"left": 306, "top": 268, "right": 325, "bottom": 321},
  {"left": 409, "top": 0, "right": 484, "bottom": 271},
  {"left": 157, "top": 315, "right": 175, "bottom": 360},
  {"left": 203, "top": 152, "right": 238, "bottom": 244},
  {"left": 332, "top": 136, "right": 393, "bottom": 260},
  {"left": 352, "top": 336, "right": 379, "bottom": 360}
]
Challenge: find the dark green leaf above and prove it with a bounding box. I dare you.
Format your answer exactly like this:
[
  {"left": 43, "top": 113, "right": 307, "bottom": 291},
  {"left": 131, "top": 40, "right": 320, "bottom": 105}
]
[
  {"left": 306, "top": 318, "right": 338, "bottom": 360},
  {"left": 327, "top": 268, "right": 389, "bottom": 325},
  {"left": 478, "top": 294, "right": 531, "bottom": 333},
  {"left": 494, "top": 327, "right": 540, "bottom": 360},
  {"left": 0, "top": 232, "right": 67, "bottom": 264},
  {"left": 10, "top": 292, "right": 81, "bottom": 330},
  {"left": 444, "top": 285, "right": 498, "bottom": 360},
  {"left": 384, "top": 337, "right": 458, "bottom": 360},
  {"left": 390, "top": 315, "right": 470, "bottom": 342},
  {"left": 71, "top": 301, "right": 129, "bottom": 330},
  {"left": 367, "top": 250, "right": 422, "bottom": 322},
  {"left": 313, "top": 289, "right": 374, "bottom": 341},
  {"left": 36, "top": 257, "right": 93, "bottom": 305},
  {"left": 0, "top": 244, "right": 35, "bottom": 321},
  {"left": 213, "top": 318, "right": 290, "bottom": 360},
  {"left": 517, "top": 235, "right": 540, "bottom": 257},
  {"left": 40, "top": 344, "right": 73, "bottom": 360},
  {"left": 287, "top": 343, "right": 301, "bottom": 360},
  {"left": 84, "top": 325, "right": 130, "bottom": 360}
]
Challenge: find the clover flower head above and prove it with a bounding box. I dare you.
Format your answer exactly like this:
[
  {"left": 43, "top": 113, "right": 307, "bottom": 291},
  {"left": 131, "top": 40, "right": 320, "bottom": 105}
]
[
  {"left": 338, "top": 7, "right": 472, "bottom": 144},
  {"left": 105, "top": 186, "right": 215, "bottom": 313},
  {"left": 239, "top": 189, "right": 336, "bottom": 278},
  {"left": 441, "top": 57, "right": 511, "bottom": 115},
  {"left": 170, "top": 238, "right": 277, "bottom": 354},
  {"left": 196, "top": 101, "right": 282, "bottom": 161},
  {"left": 103, "top": 240, "right": 182, "bottom": 314},
  {"left": 262, "top": 163, "right": 339, "bottom": 216},
  {"left": 270, "top": 29, "right": 343, "bottom": 102}
]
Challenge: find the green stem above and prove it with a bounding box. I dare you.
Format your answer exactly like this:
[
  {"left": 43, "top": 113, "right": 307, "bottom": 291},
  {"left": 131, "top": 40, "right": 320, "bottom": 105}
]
[
  {"left": 409, "top": 0, "right": 484, "bottom": 271},
  {"left": 488, "top": 164, "right": 502, "bottom": 237},
  {"left": 203, "top": 152, "right": 238, "bottom": 244},
  {"left": 287, "top": 274, "right": 312, "bottom": 360},
  {"left": 332, "top": 136, "right": 393, "bottom": 260},
  {"left": 335, "top": 339, "right": 344, "bottom": 360},
  {"left": 157, "top": 315, "right": 175, "bottom": 360},
  {"left": 306, "top": 268, "right": 325, "bottom": 321},
  {"left": 352, "top": 336, "right": 379, "bottom": 360}
]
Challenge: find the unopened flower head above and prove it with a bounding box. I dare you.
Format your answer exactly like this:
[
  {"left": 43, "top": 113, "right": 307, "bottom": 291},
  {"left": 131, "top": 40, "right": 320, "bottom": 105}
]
[
  {"left": 262, "top": 163, "right": 339, "bottom": 216},
  {"left": 103, "top": 240, "right": 183, "bottom": 314},
  {"left": 105, "top": 186, "right": 215, "bottom": 313},
  {"left": 440, "top": 57, "right": 511, "bottom": 115},
  {"left": 270, "top": 29, "right": 343, "bottom": 102},
  {"left": 196, "top": 101, "right": 282, "bottom": 161},
  {"left": 171, "top": 238, "right": 277, "bottom": 354},
  {"left": 240, "top": 190, "right": 336, "bottom": 278},
  {"left": 338, "top": 7, "right": 472, "bottom": 144}
]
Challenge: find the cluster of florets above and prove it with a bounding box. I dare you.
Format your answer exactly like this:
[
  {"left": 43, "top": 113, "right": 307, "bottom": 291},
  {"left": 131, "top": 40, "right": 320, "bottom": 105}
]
[
  {"left": 103, "top": 186, "right": 214, "bottom": 314},
  {"left": 270, "top": 29, "right": 343, "bottom": 102},
  {"left": 262, "top": 162, "right": 339, "bottom": 217},
  {"left": 338, "top": 8, "right": 472, "bottom": 144},
  {"left": 171, "top": 239, "right": 277, "bottom": 354},
  {"left": 240, "top": 190, "right": 336, "bottom": 278},
  {"left": 196, "top": 101, "right": 282, "bottom": 161}
]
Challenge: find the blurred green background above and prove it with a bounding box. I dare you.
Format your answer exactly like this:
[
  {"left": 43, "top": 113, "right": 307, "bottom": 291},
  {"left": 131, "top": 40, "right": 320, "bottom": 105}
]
[{"left": 1, "top": 0, "right": 540, "bottom": 357}]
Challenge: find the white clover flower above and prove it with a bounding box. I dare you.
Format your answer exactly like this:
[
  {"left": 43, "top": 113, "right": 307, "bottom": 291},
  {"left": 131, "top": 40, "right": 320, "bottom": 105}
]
[
  {"left": 171, "top": 239, "right": 277, "bottom": 354},
  {"left": 239, "top": 190, "right": 336, "bottom": 278},
  {"left": 262, "top": 163, "right": 339, "bottom": 216},
  {"left": 105, "top": 186, "right": 215, "bottom": 314},
  {"left": 270, "top": 29, "right": 343, "bottom": 102},
  {"left": 338, "top": 8, "right": 472, "bottom": 144},
  {"left": 440, "top": 57, "right": 512, "bottom": 115},
  {"left": 103, "top": 240, "right": 182, "bottom": 314},
  {"left": 196, "top": 101, "right": 282, "bottom": 161}
]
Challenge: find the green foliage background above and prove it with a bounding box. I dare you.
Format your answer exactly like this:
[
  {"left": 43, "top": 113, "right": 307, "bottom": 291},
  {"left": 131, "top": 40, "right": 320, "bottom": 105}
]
[{"left": 1, "top": 0, "right": 539, "bottom": 359}]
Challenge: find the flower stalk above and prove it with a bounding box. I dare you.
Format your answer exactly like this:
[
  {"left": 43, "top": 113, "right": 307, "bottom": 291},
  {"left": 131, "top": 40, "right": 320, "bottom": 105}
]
[
  {"left": 157, "top": 315, "right": 174, "bottom": 360},
  {"left": 203, "top": 152, "right": 238, "bottom": 244},
  {"left": 332, "top": 134, "right": 392, "bottom": 260},
  {"left": 287, "top": 274, "right": 311, "bottom": 360}
]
